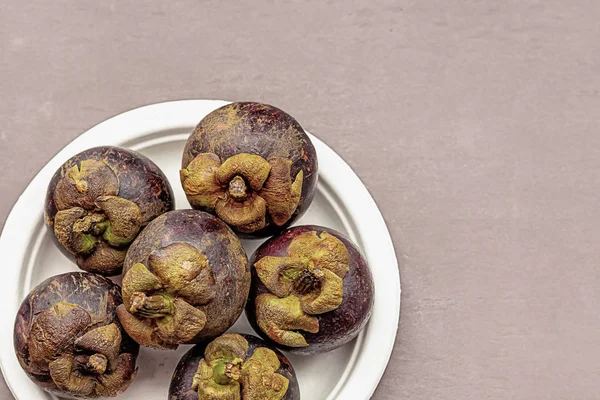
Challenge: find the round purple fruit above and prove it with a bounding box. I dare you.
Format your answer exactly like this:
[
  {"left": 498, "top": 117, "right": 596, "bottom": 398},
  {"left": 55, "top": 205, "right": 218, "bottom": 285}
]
[
  {"left": 180, "top": 102, "right": 318, "bottom": 238},
  {"left": 246, "top": 225, "right": 374, "bottom": 355},
  {"left": 45, "top": 146, "right": 175, "bottom": 276},
  {"left": 13, "top": 272, "right": 139, "bottom": 399},
  {"left": 169, "top": 333, "right": 300, "bottom": 400},
  {"left": 116, "top": 210, "right": 250, "bottom": 350}
]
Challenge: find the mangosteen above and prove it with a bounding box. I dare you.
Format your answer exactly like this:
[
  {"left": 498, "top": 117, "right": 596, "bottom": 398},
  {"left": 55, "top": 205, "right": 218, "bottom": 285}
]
[
  {"left": 245, "top": 225, "right": 374, "bottom": 355},
  {"left": 13, "top": 272, "right": 139, "bottom": 398},
  {"left": 169, "top": 333, "right": 300, "bottom": 400},
  {"left": 116, "top": 210, "right": 250, "bottom": 350},
  {"left": 180, "top": 102, "right": 318, "bottom": 238},
  {"left": 45, "top": 146, "right": 175, "bottom": 276}
]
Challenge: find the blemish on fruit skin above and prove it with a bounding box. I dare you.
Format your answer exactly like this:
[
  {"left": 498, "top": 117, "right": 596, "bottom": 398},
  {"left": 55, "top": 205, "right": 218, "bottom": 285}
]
[{"left": 300, "top": 149, "right": 309, "bottom": 162}]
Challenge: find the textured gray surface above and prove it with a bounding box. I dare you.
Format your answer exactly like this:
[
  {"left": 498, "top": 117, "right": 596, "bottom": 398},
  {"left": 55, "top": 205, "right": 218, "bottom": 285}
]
[{"left": 2, "top": 1, "right": 600, "bottom": 399}]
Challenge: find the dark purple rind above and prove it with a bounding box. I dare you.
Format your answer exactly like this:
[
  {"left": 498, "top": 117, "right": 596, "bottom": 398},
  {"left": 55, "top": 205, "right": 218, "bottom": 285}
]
[
  {"left": 13, "top": 272, "right": 139, "bottom": 398},
  {"left": 44, "top": 146, "right": 175, "bottom": 274},
  {"left": 123, "top": 210, "right": 250, "bottom": 344},
  {"left": 168, "top": 334, "right": 300, "bottom": 400},
  {"left": 181, "top": 102, "right": 318, "bottom": 238},
  {"left": 245, "top": 225, "right": 374, "bottom": 356}
]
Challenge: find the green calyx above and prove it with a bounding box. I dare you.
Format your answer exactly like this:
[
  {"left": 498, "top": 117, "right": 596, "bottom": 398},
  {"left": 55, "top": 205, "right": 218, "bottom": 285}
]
[
  {"left": 191, "top": 334, "right": 289, "bottom": 400},
  {"left": 52, "top": 158, "right": 143, "bottom": 274},
  {"left": 180, "top": 152, "right": 304, "bottom": 233},
  {"left": 118, "top": 243, "right": 216, "bottom": 349},
  {"left": 24, "top": 301, "right": 135, "bottom": 397},
  {"left": 53, "top": 196, "right": 142, "bottom": 274},
  {"left": 253, "top": 231, "right": 350, "bottom": 347}
]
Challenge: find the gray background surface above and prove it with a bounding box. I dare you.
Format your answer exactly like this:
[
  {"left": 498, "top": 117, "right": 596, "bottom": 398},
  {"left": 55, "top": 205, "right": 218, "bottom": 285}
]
[{"left": 1, "top": 1, "right": 599, "bottom": 399}]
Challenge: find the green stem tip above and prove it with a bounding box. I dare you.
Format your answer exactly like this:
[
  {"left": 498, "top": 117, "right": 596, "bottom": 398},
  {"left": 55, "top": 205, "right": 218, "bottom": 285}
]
[{"left": 129, "top": 292, "right": 174, "bottom": 318}]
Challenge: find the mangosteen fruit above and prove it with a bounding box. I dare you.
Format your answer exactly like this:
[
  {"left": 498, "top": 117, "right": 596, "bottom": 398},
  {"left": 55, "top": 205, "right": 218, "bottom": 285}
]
[
  {"left": 169, "top": 333, "right": 300, "bottom": 400},
  {"left": 116, "top": 210, "right": 250, "bottom": 350},
  {"left": 45, "top": 146, "right": 175, "bottom": 276},
  {"left": 245, "top": 225, "right": 374, "bottom": 355},
  {"left": 180, "top": 102, "right": 318, "bottom": 238},
  {"left": 13, "top": 272, "right": 139, "bottom": 398}
]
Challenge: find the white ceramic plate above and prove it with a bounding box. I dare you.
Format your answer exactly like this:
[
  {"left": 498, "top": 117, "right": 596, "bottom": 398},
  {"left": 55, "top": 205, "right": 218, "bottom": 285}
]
[{"left": 0, "top": 100, "right": 400, "bottom": 400}]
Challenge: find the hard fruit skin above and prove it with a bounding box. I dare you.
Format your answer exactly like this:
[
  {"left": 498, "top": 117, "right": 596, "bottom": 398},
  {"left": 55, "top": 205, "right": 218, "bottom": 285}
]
[
  {"left": 45, "top": 146, "right": 175, "bottom": 276},
  {"left": 181, "top": 102, "right": 318, "bottom": 238},
  {"left": 169, "top": 334, "right": 300, "bottom": 400},
  {"left": 246, "top": 225, "right": 374, "bottom": 355},
  {"left": 13, "top": 272, "right": 139, "bottom": 399},
  {"left": 121, "top": 210, "right": 250, "bottom": 345}
]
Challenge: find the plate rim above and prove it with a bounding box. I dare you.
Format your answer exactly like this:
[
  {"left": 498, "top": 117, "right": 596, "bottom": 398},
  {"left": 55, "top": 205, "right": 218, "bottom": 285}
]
[{"left": 0, "top": 100, "right": 400, "bottom": 400}]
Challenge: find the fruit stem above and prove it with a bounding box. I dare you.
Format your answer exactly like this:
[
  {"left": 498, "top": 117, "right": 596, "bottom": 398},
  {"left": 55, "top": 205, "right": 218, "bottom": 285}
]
[
  {"left": 228, "top": 175, "right": 249, "bottom": 201},
  {"left": 129, "top": 292, "right": 174, "bottom": 318},
  {"left": 212, "top": 359, "right": 242, "bottom": 385},
  {"left": 75, "top": 353, "right": 108, "bottom": 375},
  {"left": 292, "top": 268, "right": 322, "bottom": 295}
]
